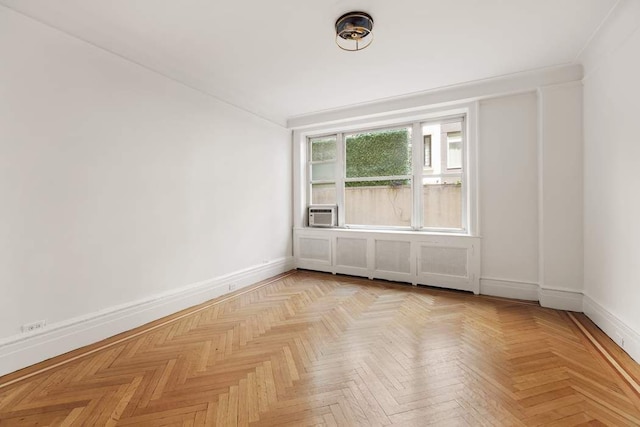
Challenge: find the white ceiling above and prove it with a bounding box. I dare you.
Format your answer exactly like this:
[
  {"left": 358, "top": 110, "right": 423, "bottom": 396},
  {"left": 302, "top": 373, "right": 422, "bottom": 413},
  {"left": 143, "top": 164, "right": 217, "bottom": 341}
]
[{"left": 0, "top": 0, "right": 617, "bottom": 125}]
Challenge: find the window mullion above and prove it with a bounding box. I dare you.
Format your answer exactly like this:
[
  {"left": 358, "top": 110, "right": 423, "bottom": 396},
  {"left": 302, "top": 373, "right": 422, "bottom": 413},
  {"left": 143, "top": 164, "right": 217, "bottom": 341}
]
[
  {"left": 412, "top": 122, "right": 423, "bottom": 230},
  {"left": 336, "top": 133, "right": 345, "bottom": 227}
]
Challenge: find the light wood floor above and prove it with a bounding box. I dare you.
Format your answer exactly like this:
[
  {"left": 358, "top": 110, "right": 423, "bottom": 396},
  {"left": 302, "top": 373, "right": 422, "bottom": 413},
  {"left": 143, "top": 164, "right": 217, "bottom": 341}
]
[{"left": 1, "top": 271, "right": 640, "bottom": 426}]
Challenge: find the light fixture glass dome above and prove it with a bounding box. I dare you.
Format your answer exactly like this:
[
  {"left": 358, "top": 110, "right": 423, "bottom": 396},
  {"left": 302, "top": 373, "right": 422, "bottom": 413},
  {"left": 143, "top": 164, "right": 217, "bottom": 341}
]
[{"left": 335, "top": 11, "right": 374, "bottom": 51}]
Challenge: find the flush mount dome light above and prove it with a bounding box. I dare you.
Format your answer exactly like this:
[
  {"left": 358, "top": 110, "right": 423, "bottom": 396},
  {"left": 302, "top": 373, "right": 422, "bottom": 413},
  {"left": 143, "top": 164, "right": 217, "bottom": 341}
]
[{"left": 335, "top": 11, "right": 374, "bottom": 51}]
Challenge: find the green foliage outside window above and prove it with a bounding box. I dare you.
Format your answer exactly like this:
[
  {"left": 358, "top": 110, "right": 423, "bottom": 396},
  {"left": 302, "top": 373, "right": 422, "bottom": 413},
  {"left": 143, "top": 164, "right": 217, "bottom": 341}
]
[
  {"left": 310, "top": 137, "right": 336, "bottom": 162},
  {"left": 346, "top": 129, "right": 411, "bottom": 187}
]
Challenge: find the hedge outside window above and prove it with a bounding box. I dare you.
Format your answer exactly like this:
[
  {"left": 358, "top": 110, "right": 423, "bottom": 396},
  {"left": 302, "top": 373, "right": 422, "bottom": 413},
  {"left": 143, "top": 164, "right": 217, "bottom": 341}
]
[{"left": 345, "top": 127, "right": 412, "bottom": 226}]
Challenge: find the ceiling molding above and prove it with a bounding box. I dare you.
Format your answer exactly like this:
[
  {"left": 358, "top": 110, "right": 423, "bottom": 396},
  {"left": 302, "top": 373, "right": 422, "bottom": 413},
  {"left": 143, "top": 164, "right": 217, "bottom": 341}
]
[
  {"left": 0, "top": 0, "right": 613, "bottom": 123},
  {"left": 0, "top": 3, "right": 288, "bottom": 128},
  {"left": 287, "top": 64, "right": 583, "bottom": 130}
]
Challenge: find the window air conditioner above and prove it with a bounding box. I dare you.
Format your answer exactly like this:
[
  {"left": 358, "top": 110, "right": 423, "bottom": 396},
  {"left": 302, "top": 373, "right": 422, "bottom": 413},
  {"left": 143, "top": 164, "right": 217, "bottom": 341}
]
[{"left": 308, "top": 205, "right": 337, "bottom": 227}]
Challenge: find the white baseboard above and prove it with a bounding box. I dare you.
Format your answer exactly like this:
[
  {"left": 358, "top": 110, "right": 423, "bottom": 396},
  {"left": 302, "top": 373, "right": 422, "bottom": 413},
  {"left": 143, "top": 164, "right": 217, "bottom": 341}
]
[
  {"left": 479, "top": 277, "right": 584, "bottom": 312},
  {"left": 538, "top": 287, "right": 584, "bottom": 312},
  {"left": 583, "top": 295, "right": 640, "bottom": 364},
  {"left": 0, "top": 257, "right": 295, "bottom": 377},
  {"left": 479, "top": 278, "right": 539, "bottom": 301}
]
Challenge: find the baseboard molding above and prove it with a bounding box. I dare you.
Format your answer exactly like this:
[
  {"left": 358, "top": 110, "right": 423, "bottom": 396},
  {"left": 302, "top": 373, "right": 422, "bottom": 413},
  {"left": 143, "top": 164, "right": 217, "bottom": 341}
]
[
  {"left": 0, "top": 257, "right": 295, "bottom": 377},
  {"left": 479, "top": 277, "right": 584, "bottom": 312},
  {"left": 479, "top": 278, "right": 539, "bottom": 301},
  {"left": 583, "top": 295, "right": 640, "bottom": 364},
  {"left": 539, "top": 287, "right": 584, "bottom": 312}
]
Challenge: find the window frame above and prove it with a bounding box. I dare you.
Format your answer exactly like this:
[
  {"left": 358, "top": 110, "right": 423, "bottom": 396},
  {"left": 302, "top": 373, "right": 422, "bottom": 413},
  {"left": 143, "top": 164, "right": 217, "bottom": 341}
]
[
  {"left": 343, "top": 125, "right": 414, "bottom": 228},
  {"left": 445, "top": 130, "right": 463, "bottom": 171},
  {"left": 293, "top": 102, "right": 478, "bottom": 237},
  {"left": 308, "top": 134, "right": 338, "bottom": 206}
]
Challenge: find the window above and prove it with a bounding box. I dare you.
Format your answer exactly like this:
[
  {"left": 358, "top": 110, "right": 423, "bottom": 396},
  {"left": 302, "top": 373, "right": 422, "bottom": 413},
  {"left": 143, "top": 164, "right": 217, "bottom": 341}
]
[
  {"left": 422, "top": 119, "right": 464, "bottom": 229},
  {"left": 344, "top": 127, "right": 412, "bottom": 227},
  {"left": 305, "top": 114, "right": 468, "bottom": 232},
  {"left": 446, "top": 130, "right": 462, "bottom": 170},
  {"left": 309, "top": 136, "right": 337, "bottom": 205},
  {"left": 424, "top": 135, "right": 432, "bottom": 168}
]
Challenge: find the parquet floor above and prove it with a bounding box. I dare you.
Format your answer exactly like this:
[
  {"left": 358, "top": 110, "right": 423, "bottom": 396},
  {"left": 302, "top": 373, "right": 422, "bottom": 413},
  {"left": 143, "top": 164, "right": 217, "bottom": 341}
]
[{"left": 1, "top": 271, "right": 640, "bottom": 426}]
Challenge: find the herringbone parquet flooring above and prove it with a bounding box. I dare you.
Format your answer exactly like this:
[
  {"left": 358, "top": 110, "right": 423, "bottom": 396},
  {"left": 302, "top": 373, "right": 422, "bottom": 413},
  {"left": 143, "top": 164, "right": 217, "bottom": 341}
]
[{"left": 1, "top": 271, "right": 640, "bottom": 426}]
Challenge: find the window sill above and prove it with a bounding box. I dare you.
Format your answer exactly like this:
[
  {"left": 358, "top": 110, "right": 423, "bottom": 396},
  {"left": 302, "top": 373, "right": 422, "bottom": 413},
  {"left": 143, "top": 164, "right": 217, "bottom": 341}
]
[{"left": 294, "top": 226, "right": 477, "bottom": 238}]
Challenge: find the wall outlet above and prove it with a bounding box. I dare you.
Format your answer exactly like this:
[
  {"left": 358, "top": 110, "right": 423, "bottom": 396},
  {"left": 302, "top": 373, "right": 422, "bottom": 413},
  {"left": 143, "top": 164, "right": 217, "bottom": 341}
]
[
  {"left": 228, "top": 283, "right": 237, "bottom": 291},
  {"left": 22, "top": 320, "right": 46, "bottom": 333}
]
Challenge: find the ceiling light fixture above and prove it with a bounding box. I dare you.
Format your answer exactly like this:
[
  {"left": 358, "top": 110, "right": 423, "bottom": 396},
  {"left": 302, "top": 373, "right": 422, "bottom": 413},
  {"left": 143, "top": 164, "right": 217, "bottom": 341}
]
[{"left": 335, "top": 11, "right": 374, "bottom": 52}]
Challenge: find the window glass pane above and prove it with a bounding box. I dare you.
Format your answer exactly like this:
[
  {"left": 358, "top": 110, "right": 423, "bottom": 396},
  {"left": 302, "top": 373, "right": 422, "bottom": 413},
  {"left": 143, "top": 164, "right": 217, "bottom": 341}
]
[
  {"left": 310, "top": 136, "right": 337, "bottom": 161},
  {"left": 311, "top": 183, "right": 336, "bottom": 205},
  {"left": 422, "top": 124, "right": 442, "bottom": 175},
  {"left": 447, "top": 131, "right": 462, "bottom": 169},
  {"left": 311, "top": 162, "right": 335, "bottom": 181},
  {"left": 346, "top": 128, "right": 411, "bottom": 178},
  {"left": 423, "top": 178, "right": 463, "bottom": 229},
  {"left": 345, "top": 180, "right": 412, "bottom": 227},
  {"left": 424, "top": 135, "right": 432, "bottom": 167}
]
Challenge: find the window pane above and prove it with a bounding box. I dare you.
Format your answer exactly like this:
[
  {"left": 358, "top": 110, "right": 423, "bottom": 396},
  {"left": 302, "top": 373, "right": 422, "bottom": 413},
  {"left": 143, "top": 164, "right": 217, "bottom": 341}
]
[
  {"left": 423, "top": 179, "right": 463, "bottom": 229},
  {"left": 311, "top": 162, "right": 335, "bottom": 181},
  {"left": 422, "top": 124, "right": 442, "bottom": 175},
  {"left": 346, "top": 128, "right": 411, "bottom": 178},
  {"left": 311, "top": 183, "right": 336, "bottom": 205},
  {"left": 447, "top": 131, "right": 462, "bottom": 169},
  {"left": 424, "top": 135, "right": 432, "bottom": 167},
  {"left": 311, "top": 136, "right": 337, "bottom": 161},
  {"left": 345, "top": 180, "right": 412, "bottom": 227}
]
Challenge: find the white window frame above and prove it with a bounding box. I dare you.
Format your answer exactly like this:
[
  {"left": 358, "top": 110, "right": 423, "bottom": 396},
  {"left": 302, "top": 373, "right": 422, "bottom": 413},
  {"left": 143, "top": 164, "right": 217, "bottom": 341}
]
[
  {"left": 308, "top": 134, "right": 338, "bottom": 206},
  {"left": 418, "top": 116, "right": 467, "bottom": 231},
  {"left": 292, "top": 102, "right": 479, "bottom": 237},
  {"left": 342, "top": 124, "right": 414, "bottom": 229},
  {"left": 445, "top": 130, "right": 463, "bottom": 171}
]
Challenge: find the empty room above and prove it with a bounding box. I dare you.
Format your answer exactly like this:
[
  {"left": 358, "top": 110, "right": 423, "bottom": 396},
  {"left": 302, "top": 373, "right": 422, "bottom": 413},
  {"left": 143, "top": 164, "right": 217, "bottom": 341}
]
[{"left": 1, "top": 0, "right": 639, "bottom": 425}]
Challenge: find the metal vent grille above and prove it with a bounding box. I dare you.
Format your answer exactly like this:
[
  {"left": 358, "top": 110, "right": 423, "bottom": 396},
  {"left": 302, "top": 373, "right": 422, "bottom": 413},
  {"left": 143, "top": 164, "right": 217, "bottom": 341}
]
[
  {"left": 299, "top": 238, "right": 331, "bottom": 262},
  {"left": 336, "top": 238, "right": 367, "bottom": 268},
  {"left": 375, "top": 240, "right": 411, "bottom": 273},
  {"left": 419, "top": 246, "right": 467, "bottom": 277}
]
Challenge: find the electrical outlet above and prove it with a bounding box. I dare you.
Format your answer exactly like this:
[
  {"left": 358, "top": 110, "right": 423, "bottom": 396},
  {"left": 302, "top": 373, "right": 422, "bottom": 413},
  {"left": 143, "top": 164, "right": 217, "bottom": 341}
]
[
  {"left": 22, "top": 320, "right": 46, "bottom": 333},
  {"left": 228, "top": 283, "right": 236, "bottom": 291}
]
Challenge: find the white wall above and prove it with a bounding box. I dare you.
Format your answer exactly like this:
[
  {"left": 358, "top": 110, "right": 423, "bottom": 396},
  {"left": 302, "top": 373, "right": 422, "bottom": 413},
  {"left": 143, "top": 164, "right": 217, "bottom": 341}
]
[
  {"left": 0, "top": 7, "right": 292, "bottom": 342},
  {"left": 478, "top": 89, "right": 585, "bottom": 308},
  {"left": 292, "top": 82, "right": 585, "bottom": 305},
  {"left": 478, "top": 93, "right": 539, "bottom": 289},
  {"left": 582, "top": 0, "right": 640, "bottom": 355},
  {"left": 538, "top": 83, "right": 584, "bottom": 293}
]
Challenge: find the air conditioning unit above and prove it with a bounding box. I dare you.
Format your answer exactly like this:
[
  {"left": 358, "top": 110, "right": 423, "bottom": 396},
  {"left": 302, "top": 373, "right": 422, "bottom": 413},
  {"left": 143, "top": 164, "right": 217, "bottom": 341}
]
[{"left": 308, "top": 205, "right": 337, "bottom": 227}]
